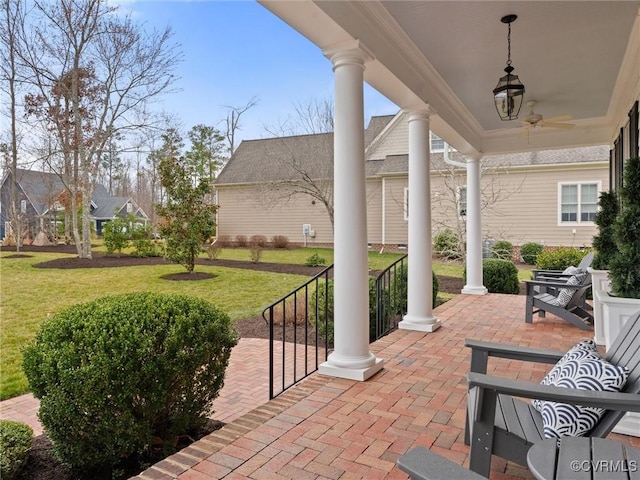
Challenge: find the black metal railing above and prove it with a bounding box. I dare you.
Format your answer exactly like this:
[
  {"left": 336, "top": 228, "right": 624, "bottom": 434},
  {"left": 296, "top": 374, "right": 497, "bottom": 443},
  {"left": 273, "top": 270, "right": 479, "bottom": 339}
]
[
  {"left": 263, "top": 264, "right": 333, "bottom": 399},
  {"left": 263, "top": 254, "right": 408, "bottom": 399},
  {"left": 371, "top": 254, "right": 408, "bottom": 341}
]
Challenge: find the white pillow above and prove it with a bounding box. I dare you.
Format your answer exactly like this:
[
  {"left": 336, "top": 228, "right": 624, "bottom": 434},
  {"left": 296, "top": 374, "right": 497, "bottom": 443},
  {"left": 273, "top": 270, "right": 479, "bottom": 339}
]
[
  {"left": 548, "top": 274, "right": 586, "bottom": 307},
  {"left": 532, "top": 340, "right": 629, "bottom": 438}
]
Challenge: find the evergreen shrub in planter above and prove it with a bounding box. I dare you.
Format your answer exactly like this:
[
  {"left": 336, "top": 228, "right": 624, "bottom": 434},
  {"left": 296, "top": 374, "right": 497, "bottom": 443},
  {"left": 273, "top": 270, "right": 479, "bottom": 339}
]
[
  {"left": 591, "top": 191, "right": 619, "bottom": 271},
  {"left": 22, "top": 292, "right": 238, "bottom": 473},
  {"left": 609, "top": 157, "right": 640, "bottom": 298}
]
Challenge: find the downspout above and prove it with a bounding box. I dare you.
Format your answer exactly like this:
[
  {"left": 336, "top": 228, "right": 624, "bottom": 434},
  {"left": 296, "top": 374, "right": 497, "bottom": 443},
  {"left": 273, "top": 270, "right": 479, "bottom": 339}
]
[
  {"left": 443, "top": 142, "right": 466, "bottom": 169},
  {"left": 380, "top": 177, "right": 386, "bottom": 254}
]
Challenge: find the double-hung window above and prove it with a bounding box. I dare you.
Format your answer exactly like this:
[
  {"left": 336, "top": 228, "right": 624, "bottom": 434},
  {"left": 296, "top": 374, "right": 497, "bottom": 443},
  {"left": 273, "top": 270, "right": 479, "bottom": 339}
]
[
  {"left": 457, "top": 186, "right": 467, "bottom": 218},
  {"left": 558, "top": 182, "right": 599, "bottom": 224}
]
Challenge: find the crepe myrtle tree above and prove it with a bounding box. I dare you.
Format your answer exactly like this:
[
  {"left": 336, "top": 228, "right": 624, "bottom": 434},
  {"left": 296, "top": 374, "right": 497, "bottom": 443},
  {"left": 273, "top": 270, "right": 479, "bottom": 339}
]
[{"left": 156, "top": 139, "right": 217, "bottom": 273}]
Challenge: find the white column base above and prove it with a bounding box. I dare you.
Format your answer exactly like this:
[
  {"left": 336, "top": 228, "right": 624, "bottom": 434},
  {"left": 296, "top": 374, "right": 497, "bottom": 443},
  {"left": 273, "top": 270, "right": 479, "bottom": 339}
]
[
  {"left": 399, "top": 314, "right": 442, "bottom": 332},
  {"left": 319, "top": 356, "right": 384, "bottom": 381},
  {"left": 461, "top": 285, "right": 488, "bottom": 295}
]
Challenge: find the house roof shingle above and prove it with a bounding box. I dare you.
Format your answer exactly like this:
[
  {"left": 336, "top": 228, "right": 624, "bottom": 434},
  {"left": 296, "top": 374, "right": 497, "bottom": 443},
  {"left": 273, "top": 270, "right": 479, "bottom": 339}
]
[
  {"left": 216, "top": 115, "right": 396, "bottom": 185},
  {"left": 215, "top": 112, "right": 610, "bottom": 186},
  {"left": 7, "top": 168, "right": 143, "bottom": 219}
]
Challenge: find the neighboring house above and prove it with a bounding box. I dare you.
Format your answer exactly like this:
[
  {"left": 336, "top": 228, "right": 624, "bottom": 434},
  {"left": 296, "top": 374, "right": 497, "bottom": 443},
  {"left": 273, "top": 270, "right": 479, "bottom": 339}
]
[
  {"left": 215, "top": 112, "right": 609, "bottom": 250},
  {"left": 0, "top": 168, "right": 148, "bottom": 242}
]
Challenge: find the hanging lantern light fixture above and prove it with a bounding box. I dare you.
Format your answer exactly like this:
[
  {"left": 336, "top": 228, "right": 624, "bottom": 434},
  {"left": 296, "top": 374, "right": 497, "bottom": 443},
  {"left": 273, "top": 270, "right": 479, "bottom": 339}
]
[{"left": 493, "top": 14, "right": 525, "bottom": 120}]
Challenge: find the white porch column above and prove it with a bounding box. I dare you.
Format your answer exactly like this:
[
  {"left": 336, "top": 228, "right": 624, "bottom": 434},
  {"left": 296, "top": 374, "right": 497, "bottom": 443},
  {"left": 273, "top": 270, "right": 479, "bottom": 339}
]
[
  {"left": 462, "top": 156, "right": 488, "bottom": 295},
  {"left": 318, "top": 43, "right": 383, "bottom": 381},
  {"left": 399, "top": 110, "right": 441, "bottom": 332}
]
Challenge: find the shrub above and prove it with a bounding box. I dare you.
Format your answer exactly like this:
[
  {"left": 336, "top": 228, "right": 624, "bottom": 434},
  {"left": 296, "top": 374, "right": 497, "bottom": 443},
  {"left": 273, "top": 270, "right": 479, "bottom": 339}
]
[
  {"left": 311, "top": 270, "right": 440, "bottom": 344},
  {"left": 0, "top": 420, "right": 33, "bottom": 480},
  {"left": 271, "top": 235, "right": 289, "bottom": 249},
  {"left": 535, "top": 247, "right": 587, "bottom": 271},
  {"left": 22, "top": 292, "right": 238, "bottom": 472},
  {"left": 102, "top": 217, "right": 130, "bottom": 255},
  {"left": 311, "top": 279, "right": 334, "bottom": 344},
  {"left": 235, "top": 235, "right": 248, "bottom": 248},
  {"left": 249, "top": 235, "right": 268, "bottom": 248},
  {"left": 433, "top": 228, "right": 462, "bottom": 260},
  {"left": 610, "top": 157, "right": 640, "bottom": 298},
  {"left": 272, "top": 294, "right": 308, "bottom": 326},
  {"left": 132, "top": 237, "right": 164, "bottom": 257},
  {"left": 482, "top": 259, "right": 520, "bottom": 294},
  {"left": 311, "top": 278, "right": 377, "bottom": 344},
  {"left": 492, "top": 240, "right": 513, "bottom": 261},
  {"left": 520, "top": 242, "right": 544, "bottom": 265},
  {"left": 249, "top": 243, "right": 263, "bottom": 263},
  {"left": 386, "top": 265, "right": 438, "bottom": 314},
  {"left": 205, "top": 242, "right": 223, "bottom": 260},
  {"left": 592, "top": 191, "right": 619, "bottom": 270},
  {"left": 217, "top": 235, "right": 232, "bottom": 247},
  {"left": 2, "top": 235, "right": 16, "bottom": 247},
  {"left": 305, "top": 252, "right": 326, "bottom": 267}
]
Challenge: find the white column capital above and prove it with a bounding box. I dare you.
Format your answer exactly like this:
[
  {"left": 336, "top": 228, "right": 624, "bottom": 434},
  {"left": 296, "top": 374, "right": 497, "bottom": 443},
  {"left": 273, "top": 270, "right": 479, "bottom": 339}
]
[
  {"left": 402, "top": 105, "right": 435, "bottom": 120},
  {"left": 466, "top": 155, "right": 482, "bottom": 164},
  {"left": 323, "top": 40, "right": 372, "bottom": 69}
]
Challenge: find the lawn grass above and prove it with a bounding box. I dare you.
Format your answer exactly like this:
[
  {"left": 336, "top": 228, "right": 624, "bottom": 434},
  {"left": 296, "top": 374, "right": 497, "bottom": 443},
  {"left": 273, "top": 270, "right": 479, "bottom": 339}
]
[
  {"left": 0, "top": 252, "right": 311, "bottom": 400},
  {"left": 1, "top": 246, "right": 529, "bottom": 400},
  {"left": 0, "top": 248, "right": 405, "bottom": 400}
]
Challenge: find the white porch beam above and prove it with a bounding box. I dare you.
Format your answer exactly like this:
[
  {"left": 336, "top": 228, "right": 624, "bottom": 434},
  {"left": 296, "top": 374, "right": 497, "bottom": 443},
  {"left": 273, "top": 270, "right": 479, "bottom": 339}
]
[
  {"left": 399, "top": 110, "right": 441, "bottom": 333},
  {"left": 462, "top": 156, "right": 488, "bottom": 295},
  {"left": 318, "top": 42, "right": 383, "bottom": 381}
]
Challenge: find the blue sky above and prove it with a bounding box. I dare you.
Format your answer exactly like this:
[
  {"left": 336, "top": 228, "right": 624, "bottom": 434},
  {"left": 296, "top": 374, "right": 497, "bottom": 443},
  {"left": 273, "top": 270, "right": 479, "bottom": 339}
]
[{"left": 124, "top": 1, "right": 399, "bottom": 145}]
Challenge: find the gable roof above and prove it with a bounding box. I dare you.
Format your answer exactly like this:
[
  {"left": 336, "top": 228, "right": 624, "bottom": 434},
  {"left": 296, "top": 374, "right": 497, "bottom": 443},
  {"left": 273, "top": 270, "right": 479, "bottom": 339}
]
[
  {"left": 216, "top": 114, "right": 396, "bottom": 185},
  {"left": 215, "top": 113, "right": 610, "bottom": 186},
  {"left": 4, "top": 168, "right": 146, "bottom": 219}
]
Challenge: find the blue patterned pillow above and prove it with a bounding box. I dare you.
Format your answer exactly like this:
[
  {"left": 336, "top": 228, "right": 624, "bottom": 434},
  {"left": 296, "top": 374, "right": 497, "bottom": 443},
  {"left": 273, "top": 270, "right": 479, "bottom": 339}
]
[
  {"left": 532, "top": 339, "right": 598, "bottom": 411},
  {"left": 535, "top": 347, "right": 628, "bottom": 438}
]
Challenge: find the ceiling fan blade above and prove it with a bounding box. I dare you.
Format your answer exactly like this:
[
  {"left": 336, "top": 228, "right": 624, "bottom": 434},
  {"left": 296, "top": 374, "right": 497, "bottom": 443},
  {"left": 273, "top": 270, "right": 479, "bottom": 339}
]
[
  {"left": 543, "top": 114, "right": 573, "bottom": 123},
  {"left": 541, "top": 121, "right": 575, "bottom": 129}
]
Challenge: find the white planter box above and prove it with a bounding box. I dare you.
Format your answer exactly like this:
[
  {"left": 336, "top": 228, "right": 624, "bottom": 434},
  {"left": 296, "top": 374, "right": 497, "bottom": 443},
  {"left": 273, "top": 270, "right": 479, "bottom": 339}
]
[
  {"left": 600, "top": 291, "right": 640, "bottom": 437},
  {"left": 587, "top": 268, "right": 610, "bottom": 345}
]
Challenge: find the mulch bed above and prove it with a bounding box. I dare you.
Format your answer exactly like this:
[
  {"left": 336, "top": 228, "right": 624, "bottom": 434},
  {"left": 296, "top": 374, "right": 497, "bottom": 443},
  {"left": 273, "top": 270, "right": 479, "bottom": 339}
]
[{"left": 16, "top": 420, "right": 225, "bottom": 480}]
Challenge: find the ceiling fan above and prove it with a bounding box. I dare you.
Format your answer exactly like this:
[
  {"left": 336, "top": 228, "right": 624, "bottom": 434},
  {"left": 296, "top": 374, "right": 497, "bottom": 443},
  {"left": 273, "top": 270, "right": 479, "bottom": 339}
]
[{"left": 520, "top": 101, "right": 575, "bottom": 133}]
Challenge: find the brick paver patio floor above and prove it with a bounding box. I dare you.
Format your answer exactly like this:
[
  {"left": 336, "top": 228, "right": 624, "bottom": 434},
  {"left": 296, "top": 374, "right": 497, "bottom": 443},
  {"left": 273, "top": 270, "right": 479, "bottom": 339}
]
[{"left": 3, "top": 293, "right": 638, "bottom": 479}]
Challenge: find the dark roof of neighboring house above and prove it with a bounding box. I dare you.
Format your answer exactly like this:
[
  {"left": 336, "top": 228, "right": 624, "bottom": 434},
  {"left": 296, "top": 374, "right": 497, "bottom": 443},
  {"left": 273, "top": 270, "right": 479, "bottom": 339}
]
[
  {"left": 215, "top": 111, "right": 610, "bottom": 185},
  {"left": 4, "top": 168, "right": 146, "bottom": 219},
  {"left": 216, "top": 115, "right": 396, "bottom": 185}
]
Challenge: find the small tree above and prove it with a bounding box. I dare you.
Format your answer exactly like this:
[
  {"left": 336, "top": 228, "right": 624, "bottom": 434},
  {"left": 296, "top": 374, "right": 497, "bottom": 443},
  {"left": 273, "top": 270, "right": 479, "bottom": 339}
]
[
  {"left": 156, "top": 152, "right": 217, "bottom": 273},
  {"left": 102, "top": 216, "right": 130, "bottom": 256}
]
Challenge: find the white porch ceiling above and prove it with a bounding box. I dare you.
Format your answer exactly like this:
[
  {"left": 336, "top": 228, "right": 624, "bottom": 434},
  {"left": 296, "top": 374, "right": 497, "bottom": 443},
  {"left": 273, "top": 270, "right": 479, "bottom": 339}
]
[{"left": 259, "top": 1, "right": 640, "bottom": 156}]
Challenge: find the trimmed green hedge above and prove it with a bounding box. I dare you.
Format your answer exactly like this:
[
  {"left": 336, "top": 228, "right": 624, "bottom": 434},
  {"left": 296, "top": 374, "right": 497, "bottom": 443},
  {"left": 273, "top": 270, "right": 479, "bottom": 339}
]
[
  {"left": 535, "top": 247, "right": 588, "bottom": 271},
  {"left": 482, "top": 259, "right": 520, "bottom": 294},
  {"left": 520, "top": 242, "right": 544, "bottom": 265},
  {"left": 0, "top": 420, "right": 33, "bottom": 480},
  {"left": 23, "top": 292, "right": 238, "bottom": 473}
]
